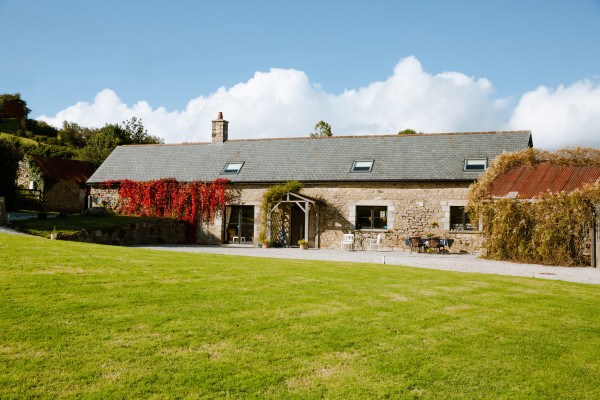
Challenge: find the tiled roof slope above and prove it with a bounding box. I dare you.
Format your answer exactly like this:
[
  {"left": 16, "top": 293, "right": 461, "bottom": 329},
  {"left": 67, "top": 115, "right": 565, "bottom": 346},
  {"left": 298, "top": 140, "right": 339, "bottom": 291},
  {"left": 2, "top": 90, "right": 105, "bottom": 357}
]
[
  {"left": 487, "top": 163, "right": 600, "bottom": 199},
  {"left": 87, "top": 131, "right": 532, "bottom": 184},
  {"left": 30, "top": 154, "right": 97, "bottom": 183}
]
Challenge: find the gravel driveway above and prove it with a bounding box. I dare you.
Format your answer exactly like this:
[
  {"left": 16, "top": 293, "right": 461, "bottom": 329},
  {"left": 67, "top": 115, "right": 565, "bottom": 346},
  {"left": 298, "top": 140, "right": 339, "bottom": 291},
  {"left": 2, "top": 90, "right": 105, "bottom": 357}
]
[
  {"left": 135, "top": 245, "right": 600, "bottom": 285},
  {"left": 0, "top": 226, "right": 32, "bottom": 236}
]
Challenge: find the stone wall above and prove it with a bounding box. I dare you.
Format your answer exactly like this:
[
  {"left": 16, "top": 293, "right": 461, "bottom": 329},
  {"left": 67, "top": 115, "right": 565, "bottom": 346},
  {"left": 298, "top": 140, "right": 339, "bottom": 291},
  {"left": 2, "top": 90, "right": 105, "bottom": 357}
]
[
  {"left": 90, "top": 187, "right": 120, "bottom": 209},
  {"left": 52, "top": 218, "right": 186, "bottom": 245},
  {"left": 91, "top": 181, "right": 485, "bottom": 253},
  {"left": 199, "top": 186, "right": 265, "bottom": 245},
  {"left": 44, "top": 181, "right": 85, "bottom": 213},
  {"left": 15, "top": 159, "right": 30, "bottom": 188},
  {"left": 206, "top": 182, "right": 484, "bottom": 253}
]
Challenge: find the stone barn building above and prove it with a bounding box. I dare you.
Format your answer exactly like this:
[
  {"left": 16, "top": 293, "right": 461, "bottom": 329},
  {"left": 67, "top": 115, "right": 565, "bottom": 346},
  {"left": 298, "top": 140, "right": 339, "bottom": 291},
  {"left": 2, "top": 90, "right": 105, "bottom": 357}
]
[
  {"left": 87, "top": 114, "right": 532, "bottom": 253},
  {"left": 17, "top": 155, "right": 96, "bottom": 213}
]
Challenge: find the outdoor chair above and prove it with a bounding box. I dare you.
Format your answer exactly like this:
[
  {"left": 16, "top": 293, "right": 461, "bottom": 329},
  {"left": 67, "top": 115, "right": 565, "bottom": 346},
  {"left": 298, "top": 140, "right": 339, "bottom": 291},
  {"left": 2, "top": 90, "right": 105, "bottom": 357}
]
[
  {"left": 341, "top": 233, "right": 354, "bottom": 250},
  {"left": 369, "top": 234, "right": 382, "bottom": 252},
  {"left": 409, "top": 237, "right": 424, "bottom": 253},
  {"left": 427, "top": 237, "right": 441, "bottom": 253}
]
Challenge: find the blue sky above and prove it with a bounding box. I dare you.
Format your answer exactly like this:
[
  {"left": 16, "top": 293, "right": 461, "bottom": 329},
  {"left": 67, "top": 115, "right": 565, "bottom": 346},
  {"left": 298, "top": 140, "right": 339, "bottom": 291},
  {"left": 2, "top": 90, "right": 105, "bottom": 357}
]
[{"left": 2, "top": 0, "right": 600, "bottom": 148}]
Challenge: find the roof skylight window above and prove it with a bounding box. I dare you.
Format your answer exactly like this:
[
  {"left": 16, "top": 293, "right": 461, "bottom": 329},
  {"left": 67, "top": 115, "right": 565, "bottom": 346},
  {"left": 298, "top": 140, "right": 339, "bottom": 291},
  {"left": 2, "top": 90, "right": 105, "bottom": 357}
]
[
  {"left": 221, "top": 162, "right": 244, "bottom": 174},
  {"left": 351, "top": 160, "right": 374, "bottom": 172},
  {"left": 464, "top": 158, "right": 487, "bottom": 171}
]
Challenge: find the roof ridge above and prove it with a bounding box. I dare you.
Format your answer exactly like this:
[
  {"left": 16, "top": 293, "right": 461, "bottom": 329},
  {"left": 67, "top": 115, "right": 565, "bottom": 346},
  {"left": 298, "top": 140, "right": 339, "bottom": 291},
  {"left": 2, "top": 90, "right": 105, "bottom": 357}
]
[{"left": 121, "top": 130, "right": 532, "bottom": 147}]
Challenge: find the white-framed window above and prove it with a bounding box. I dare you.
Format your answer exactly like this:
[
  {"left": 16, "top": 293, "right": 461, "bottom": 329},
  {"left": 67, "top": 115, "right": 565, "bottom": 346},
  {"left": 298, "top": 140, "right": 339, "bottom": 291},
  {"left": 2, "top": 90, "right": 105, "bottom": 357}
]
[
  {"left": 351, "top": 160, "right": 374, "bottom": 173},
  {"left": 464, "top": 158, "right": 487, "bottom": 171},
  {"left": 221, "top": 162, "right": 244, "bottom": 174},
  {"left": 356, "top": 206, "right": 388, "bottom": 229}
]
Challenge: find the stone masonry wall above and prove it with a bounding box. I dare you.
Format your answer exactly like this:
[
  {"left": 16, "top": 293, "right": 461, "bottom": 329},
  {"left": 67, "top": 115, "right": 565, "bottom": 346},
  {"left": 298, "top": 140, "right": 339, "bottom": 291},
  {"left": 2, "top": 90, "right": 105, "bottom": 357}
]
[
  {"left": 203, "top": 182, "right": 484, "bottom": 253},
  {"left": 15, "top": 159, "right": 30, "bottom": 188},
  {"left": 44, "top": 181, "right": 84, "bottom": 213},
  {"left": 53, "top": 218, "right": 186, "bottom": 245},
  {"left": 92, "top": 182, "right": 484, "bottom": 253},
  {"left": 199, "top": 186, "right": 265, "bottom": 245},
  {"left": 90, "top": 187, "right": 120, "bottom": 209}
]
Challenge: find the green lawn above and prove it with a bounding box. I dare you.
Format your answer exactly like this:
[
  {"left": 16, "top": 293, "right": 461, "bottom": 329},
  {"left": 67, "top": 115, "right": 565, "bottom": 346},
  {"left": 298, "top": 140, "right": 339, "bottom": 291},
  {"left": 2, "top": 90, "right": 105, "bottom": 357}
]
[
  {"left": 1, "top": 234, "right": 599, "bottom": 399},
  {"left": 11, "top": 214, "right": 160, "bottom": 238}
]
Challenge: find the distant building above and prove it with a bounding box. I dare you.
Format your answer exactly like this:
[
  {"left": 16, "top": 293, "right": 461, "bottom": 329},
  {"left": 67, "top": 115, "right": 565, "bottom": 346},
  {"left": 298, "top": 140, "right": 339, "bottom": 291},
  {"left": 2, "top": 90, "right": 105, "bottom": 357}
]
[{"left": 16, "top": 155, "right": 96, "bottom": 213}]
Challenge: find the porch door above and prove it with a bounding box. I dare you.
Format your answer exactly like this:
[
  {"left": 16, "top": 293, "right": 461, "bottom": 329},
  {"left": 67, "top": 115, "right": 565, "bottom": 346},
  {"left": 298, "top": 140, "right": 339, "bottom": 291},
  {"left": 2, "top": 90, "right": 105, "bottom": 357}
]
[
  {"left": 290, "top": 204, "right": 305, "bottom": 246},
  {"left": 225, "top": 206, "right": 254, "bottom": 244}
]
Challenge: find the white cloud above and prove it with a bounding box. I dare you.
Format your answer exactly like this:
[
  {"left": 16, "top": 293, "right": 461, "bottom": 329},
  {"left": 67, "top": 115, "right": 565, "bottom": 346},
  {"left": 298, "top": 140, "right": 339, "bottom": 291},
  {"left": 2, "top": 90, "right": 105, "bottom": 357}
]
[
  {"left": 37, "top": 56, "right": 600, "bottom": 149},
  {"left": 508, "top": 80, "right": 600, "bottom": 149}
]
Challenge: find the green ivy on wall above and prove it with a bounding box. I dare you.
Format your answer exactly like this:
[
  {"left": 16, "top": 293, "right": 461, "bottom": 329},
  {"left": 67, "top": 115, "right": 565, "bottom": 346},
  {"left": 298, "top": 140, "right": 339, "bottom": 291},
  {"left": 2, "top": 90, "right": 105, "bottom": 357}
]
[{"left": 25, "top": 155, "right": 45, "bottom": 194}]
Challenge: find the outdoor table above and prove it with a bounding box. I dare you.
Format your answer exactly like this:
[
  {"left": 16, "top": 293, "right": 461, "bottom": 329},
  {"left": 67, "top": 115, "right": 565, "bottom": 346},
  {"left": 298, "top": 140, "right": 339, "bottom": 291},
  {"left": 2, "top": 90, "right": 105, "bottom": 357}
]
[
  {"left": 404, "top": 238, "right": 452, "bottom": 251},
  {"left": 353, "top": 236, "right": 368, "bottom": 251}
]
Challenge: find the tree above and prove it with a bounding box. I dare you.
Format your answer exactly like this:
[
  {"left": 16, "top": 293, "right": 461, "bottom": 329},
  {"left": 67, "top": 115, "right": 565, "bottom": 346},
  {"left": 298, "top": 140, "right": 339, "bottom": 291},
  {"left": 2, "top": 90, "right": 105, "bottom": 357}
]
[
  {"left": 30, "top": 143, "right": 77, "bottom": 159},
  {"left": 26, "top": 120, "right": 59, "bottom": 139},
  {"left": 79, "top": 123, "right": 126, "bottom": 166},
  {"left": 0, "top": 136, "right": 24, "bottom": 209},
  {"left": 79, "top": 117, "right": 163, "bottom": 166},
  {"left": 0, "top": 93, "right": 30, "bottom": 129},
  {"left": 310, "top": 121, "right": 332, "bottom": 138},
  {"left": 123, "top": 116, "right": 163, "bottom": 144},
  {"left": 58, "top": 121, "right": 95, "bottom": 148},
  {"left": 398, "top": 129, "right": 418, "bottom": 135}
]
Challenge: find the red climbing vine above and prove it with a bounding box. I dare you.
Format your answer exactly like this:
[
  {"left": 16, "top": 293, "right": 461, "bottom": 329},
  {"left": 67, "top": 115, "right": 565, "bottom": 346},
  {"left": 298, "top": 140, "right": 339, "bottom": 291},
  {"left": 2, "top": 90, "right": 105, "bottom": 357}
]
[{"left": 103, "top": 178, "right": 230, "bottom": 242}]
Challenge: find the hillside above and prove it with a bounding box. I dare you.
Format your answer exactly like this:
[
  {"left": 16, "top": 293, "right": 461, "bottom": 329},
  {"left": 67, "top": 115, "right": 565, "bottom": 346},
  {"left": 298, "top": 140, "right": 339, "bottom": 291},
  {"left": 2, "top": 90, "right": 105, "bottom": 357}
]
[
  {"left": 0, "top": 118, "right": 22, "bottom": 133},
  {"left": 0, "top": 131, "right": 38, "bottom": 146},
  {"left": 0, "top": 117, "right": 77, "bottom": 159}
]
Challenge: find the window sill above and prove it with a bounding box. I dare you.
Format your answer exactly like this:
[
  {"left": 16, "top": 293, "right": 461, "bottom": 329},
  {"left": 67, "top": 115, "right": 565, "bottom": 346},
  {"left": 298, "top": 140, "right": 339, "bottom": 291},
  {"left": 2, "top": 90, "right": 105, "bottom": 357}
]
[
  {"left": 448, "top": 230, "right": 481, "bottom": 234},
  {"left": 355, "top": 228, "right": 389, "bottom": 232}
]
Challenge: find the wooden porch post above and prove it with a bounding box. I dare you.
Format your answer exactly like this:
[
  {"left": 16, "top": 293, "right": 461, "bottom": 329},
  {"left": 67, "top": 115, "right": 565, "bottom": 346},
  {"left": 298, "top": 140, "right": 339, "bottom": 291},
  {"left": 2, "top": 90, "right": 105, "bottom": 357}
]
[
  {"left": 266, "top": 209, "right": 272, "bottom": 241},
  {"left": 315, "top": 206, "right": 319, "bottom": 248},
  {"left": 305, "top": 202, "right": 310, "bottom": 242}
]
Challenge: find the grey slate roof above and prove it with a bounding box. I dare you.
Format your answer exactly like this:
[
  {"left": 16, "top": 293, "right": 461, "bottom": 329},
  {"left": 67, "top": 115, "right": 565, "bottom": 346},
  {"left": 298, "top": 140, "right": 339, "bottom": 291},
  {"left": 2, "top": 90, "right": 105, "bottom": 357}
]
[{"left": 87, "top": 131, "right": 533, "bottom": 184}]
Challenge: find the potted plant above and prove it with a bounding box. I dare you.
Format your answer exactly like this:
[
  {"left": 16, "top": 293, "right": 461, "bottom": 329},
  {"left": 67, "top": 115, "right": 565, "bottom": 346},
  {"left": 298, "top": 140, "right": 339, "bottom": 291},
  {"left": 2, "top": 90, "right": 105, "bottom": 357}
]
[
  {"left": 298, "top": 239, "right": 309, "bottom": 250},
  {"left": 262, "top": 239, "right": 272, "bottom": 248}
]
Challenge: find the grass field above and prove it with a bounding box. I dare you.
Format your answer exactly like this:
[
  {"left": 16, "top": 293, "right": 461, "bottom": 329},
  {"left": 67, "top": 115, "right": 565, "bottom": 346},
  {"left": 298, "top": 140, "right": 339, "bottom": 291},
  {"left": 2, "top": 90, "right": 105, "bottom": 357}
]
[
  {"left": 11, "top": 214, "right": 161, "bottom": 238},
  {"left": 1, "top": 234, "right": 599, "bottom": 399}
]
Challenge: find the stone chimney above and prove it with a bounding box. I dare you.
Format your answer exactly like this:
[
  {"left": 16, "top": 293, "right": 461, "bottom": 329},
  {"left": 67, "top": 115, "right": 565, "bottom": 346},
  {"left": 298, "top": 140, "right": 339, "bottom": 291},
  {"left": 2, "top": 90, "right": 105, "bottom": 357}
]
[{"left": 211, "top": 112, "right": 228, "bottom": 143}]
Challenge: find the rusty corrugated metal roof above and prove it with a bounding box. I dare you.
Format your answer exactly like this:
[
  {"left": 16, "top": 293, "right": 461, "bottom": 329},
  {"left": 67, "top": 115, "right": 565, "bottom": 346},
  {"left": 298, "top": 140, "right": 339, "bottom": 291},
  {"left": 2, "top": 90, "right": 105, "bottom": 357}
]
[
  {"left": 487, "top": 164, "right": 600, "bottom": 199},
  {"left": 29, "top": 154, "right": 97, "bottom": 183}
]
